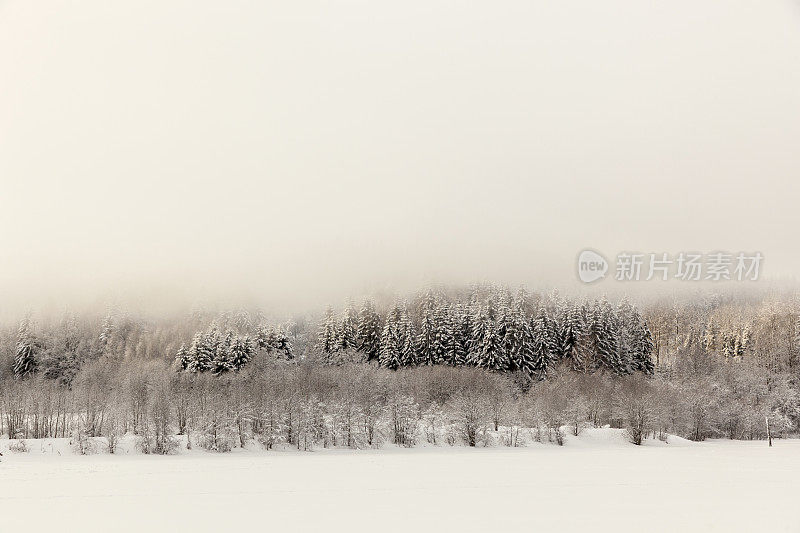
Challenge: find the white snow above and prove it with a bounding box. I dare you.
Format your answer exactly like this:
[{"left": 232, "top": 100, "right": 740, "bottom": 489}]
[{"left": 1, "top": 429, "right": 798, "bottom": 532}]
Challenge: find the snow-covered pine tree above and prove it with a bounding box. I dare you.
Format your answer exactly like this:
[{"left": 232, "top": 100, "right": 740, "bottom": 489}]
[
  {"left": 468, "top": 303, "right": 488, "bottom": 366},
  {"left": 615, "top": 299, "right": 637, "bottom": 375},
  {"left": 470, "top": 298, "right": 508, "bottom": 371},
  {"left": 211, "top": 330, "right": 235, "bottom": 374},
  {"left": 530, "top": 306, "right": 556, "bottom": 379},
  {"left": 175, "top": 343, "right": 191, "bottom": 371},
  {"left": 595, "top": 299, "right": 623, "bottom": 374},
  {"left": 738, "top": 323, "right": 751, "bottom": 357},
  {"left": 546, "top": 289, "right": 566, "bottom": 361},
  {"left": 191, "top": 327, "right": 218, "bottom": 372},
  {"left": 615, "top": 301, "right": 654, "bottom": 374},
  {"left": 417, "top": 291, "right": 437, "bottom": 365},
  {"left": 379, "top": 304, "right": 403, "bottom": 369},
  {"left": 13, "top": 316, "right": 38, "bottom": 377},
  {"left": 399, "top": 307, "right": 418, "bottom": 367},
  {"left": 632, "top": 318, "right": 655, "bottom": 375},
  {"left": 229, "top": 335, "right": 254, "bottom": 370},
  {"left": 317, "top": 306, "right": 339, "bottom": 356},
  {"left": 185, "top": 332, "right": 203, "bottom": 372},
  {"left": 456, "top": 304, "right": 473, "bottom": 365},
  {"left": 451, "top": 304, "right": 470, "bottom": 365},
  {"left": 560, "top": 303, "right": 583, "bottom": 370},
  {"left": 570, "top": 302, "right": 599, "bottom": 374},
  {"left": 256, "top": 324, "right": 294, "bottom": 359},
  {"left": 497, "top": 295, "right": 514, "bottom": 366},
  {"left": 356, "top": 299, "right": 381, "bottom": 361},
  {"left": 232, "top": 309, "right": 253, "bottom": 333},
  {"left": 99, "top": 309, "right": 116, "bottom": 349},
  {"left": 338, "top": 304, "right": 358, "bottom": 351},
  {"left": 508, "top": 298, "right": 535, "bottom": 376},
  {"left": 433, "top": 303, "right": 454, "bottom": 364}
]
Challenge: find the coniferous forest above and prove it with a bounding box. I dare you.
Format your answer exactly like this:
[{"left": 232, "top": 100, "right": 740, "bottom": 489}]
[{"left": 1, "top": 284, "right": 798, "bottom": 452}]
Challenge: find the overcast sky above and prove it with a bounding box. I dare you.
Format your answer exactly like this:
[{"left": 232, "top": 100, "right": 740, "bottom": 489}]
[{"left": 1, "top": 0, "right": 799, "bottom": 314}]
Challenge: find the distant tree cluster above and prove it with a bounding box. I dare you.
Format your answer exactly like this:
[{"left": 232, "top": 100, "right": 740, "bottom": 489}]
[
  {"left": 317, "top": 286, "right": 655, "bottom": 379},
  {"left": 175, "top": 323, "right": 293, "bottom": 374}
]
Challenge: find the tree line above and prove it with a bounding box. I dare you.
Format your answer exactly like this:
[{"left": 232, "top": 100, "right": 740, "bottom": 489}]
[
  {"left": 0, "top": 285, "right": 798, "bottom": 452},
  {"left": 317, "top": 287, "right": 654, "bottom": 378}
]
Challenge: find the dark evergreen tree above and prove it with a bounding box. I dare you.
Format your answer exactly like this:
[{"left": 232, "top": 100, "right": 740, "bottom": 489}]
[
  {"left": 379, "top": 304, "right": 403, "bottom": 369},
  {"left": 546, "top": 290, "right": 567, "bottom": 360},
  {"left": 470, "top": 299, "right": 509, "bottom": 371},
  {"left": 228, "top": 335, "right": 253, "bottom": 370},
  {"left": 616, "top": 300, "right": 638, "bottom": 374},
  {"left": 562, "top": 303, "right": 589, "bottom": 371},
  {"left": 634, "top": 319, "right": 655, "bottom": 374},
  {"left": 417, "top": 292, "right": 437, "bottom": 365},
  {"left": 338, "top": 304, "right": 358, "bottom": 351},
  {"left": 256, "top": 325, "right": 294, "bottom": 359},
  {"left": 594, "top": 300, "right": 623, "bottom": 374},
  {"left": 530, "top": 306, "right": 556, "bottom": 379},
  {"left": 507, "top": 298, "right": 535, "bottom": 376},
  {"left": 452, "top": 304, "right": 470, "bottom": 365},
  {"left": 356, "top": 299, "right": 381, "bottom": 361},
  {"left": 457, "top": 304, "right": 474, "bottom": 365},
  {"left": 318, "top": 306, "right": 339, "bottom": 356},
  {"left": 175, "top": 343, "right": 191, "bottom": 371},
  {"left": 13, "top": 316, "right": 38, "bottom": 377},
  {"left": 399, "top": 306, "right": 418, "bottom": 367},
  {"left": 621, "top": 303, "right": 655, "bottom": 374},
  {"left": 211, "top": 331, "right": 235, "bottom": 374},
  {"left": 188, "top": 328, "right": 216, "bottom": 372}
]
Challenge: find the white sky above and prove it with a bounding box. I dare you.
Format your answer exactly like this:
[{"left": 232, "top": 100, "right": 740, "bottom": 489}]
[{"left": 1, "top": 0, "right": 799, "bottom": 313}]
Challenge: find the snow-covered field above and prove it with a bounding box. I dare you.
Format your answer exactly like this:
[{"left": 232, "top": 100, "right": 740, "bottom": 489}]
[{"left": 1, "top": 429, "right": 798, "bottom": 532}]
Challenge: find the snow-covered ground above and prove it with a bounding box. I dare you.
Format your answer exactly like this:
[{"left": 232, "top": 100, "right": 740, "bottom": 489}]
[{"left": 1, "top": 429, "right": 798, "bottom": 532}]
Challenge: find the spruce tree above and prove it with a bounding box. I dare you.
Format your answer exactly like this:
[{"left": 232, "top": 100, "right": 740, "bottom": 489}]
[
  {"left": 508, "top": 299, "right": 535, "bottom": 376},
  {"left": 452, "top": 304, "right": 470, "bottom": 365},
  {"left": 175, "top": 343, "right": 191, "bottom": 370},
  {"left": 338, "top": 304, "right": 358, "bottom": 351},
  {"left": 256, "top": 325, "right": 294, "bottom": 359},
  {"left": 497, "top": 297, "right": 514, "bottom": 366},
  {"left": 546, "top": 290, "right": 567, "bottom": 361},
  {"left": 211, "top": 330, "right": 235, "bottom": 374},
  {"left": 399, "top": 307, "right": 418, "bottom": 367},
  {"left": 318, "top": 306, "right": 339, "bottom": 356},
  {"left": 357, "top": 299, "right": 381, "bottom": 361},
  {"left": 470, "top": 299, "right": 508, "bottom": 371},
  {"left": 13, "top": 317, "right": 38, "bottom": 378},
  {"left": 616, "top": 300, "right": 637, "bottom": 374},
  {"left": 595, "top": 300, "right": 623, "bottom": 374},
  {"left": 633, "top": 319, "right": 655, "bottom": 374},
  {"left": 530, "top": 306, "right": 556, "bottom": 379},
  {"left": 229, "top": 335, "right": 254, "bottom": 370},
  {"left": 379, "top": 304, "right": 403, "bottom": 369},
  {"left": 190, "top": 327, "right": 217, "bottom": 372},
  {"left": 99, "top": 310, "right": 116, "bottom": 350},
  {"left": 434, "top": 303, "right": 454, "bottom": 364},
  {"left": 560, "top": 303, "right": 581, "bottom": 369},
  {"left": 417, "top": 298, "right": 437, "bottom": 365}
]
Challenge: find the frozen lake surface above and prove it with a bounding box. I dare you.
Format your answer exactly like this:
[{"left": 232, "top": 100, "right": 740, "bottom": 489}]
[{"left": 1, "top": 430, "right": 798, "bottom": 532}]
